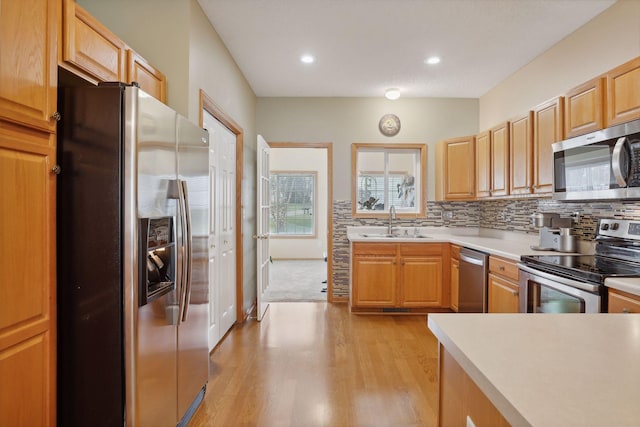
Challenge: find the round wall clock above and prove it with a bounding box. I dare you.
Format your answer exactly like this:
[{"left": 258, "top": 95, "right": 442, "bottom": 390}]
[{"left": 379, "top": 114, "right": 401, "bottom": 137}]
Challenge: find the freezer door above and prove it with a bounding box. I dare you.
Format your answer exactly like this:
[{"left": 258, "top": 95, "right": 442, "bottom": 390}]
[
  {"left": 176, "top": 114, "right": 210, "bottom": 420},
  {"left": 128, "top": 87, "right": 179, "bottom": 427}
]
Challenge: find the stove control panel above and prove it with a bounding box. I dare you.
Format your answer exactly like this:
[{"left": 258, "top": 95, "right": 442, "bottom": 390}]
[{"left": 598, "top": 219, "right": 640, "bottom": 240}]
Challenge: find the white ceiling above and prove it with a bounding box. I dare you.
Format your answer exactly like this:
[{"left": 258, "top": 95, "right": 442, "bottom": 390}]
[{"left": 197, "top": 0, "right": 617, "bottom": 99}]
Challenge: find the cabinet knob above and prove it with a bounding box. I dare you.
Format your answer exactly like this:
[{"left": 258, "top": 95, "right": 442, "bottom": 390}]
[
  {"left": 512, "top": 291, "right": 518, "bottom": 296},
  {"left": 51, "top": 111, "right": 61, "bottom": 121},
  {"left": 499, "top": 266, "right": 505, "bottom": 271},
  {"left": 623, "top": 308, "right": 630, "bottom": 314},
  {"left": 51, "top": 165, "right": 62, "bottom": 175}
]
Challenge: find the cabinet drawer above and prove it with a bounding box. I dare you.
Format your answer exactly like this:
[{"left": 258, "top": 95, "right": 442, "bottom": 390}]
[
  {"left": 608, "top": 288, "right": 640, "bottom": 313},
  {"left": 399, "top": 242, "right": 443, "bottom": 256},
  {"left": 352, "top": 242, "right": 397, "bottom": 256},
  {"left": 489, "top": 256, "right": 519, "bottom": 281},
  {"left": 451, "top": 244, "right": 460, "bottom": 260}
]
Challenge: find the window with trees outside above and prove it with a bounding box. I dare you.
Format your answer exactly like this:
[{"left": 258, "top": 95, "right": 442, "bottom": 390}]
[
  {"left": 352, "top": 143, "right": 426, "bottom": 217},
  {"left": 270, "top": 172, "right": 316, "bottom": 237}
]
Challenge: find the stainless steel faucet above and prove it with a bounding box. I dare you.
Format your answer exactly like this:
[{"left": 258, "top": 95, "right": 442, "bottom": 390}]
[{"left": 388, "top": 205, "right": 396, "bottom": 235}]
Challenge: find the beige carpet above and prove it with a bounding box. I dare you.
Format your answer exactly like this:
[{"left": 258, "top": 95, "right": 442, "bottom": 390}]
[{"left": 264, "top": 259, "right": 327, "bottom": 302}]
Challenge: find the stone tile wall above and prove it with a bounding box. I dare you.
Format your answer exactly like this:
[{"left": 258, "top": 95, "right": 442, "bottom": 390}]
[{"left": 331, "top": 197, "right": 640, "bottom": 300}]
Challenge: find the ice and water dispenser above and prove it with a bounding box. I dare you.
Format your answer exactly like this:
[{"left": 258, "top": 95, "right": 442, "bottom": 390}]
[{"left": 139, "top": 217, "right": 175, "bottom": 306}]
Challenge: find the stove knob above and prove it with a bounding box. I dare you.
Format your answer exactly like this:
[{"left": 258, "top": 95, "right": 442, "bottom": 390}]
[
  {"left": 601, "top": 223, "right": 610, "bottom": 231},
  {"left": 611, "top": 223, "right": 620, "bottom": 231}
]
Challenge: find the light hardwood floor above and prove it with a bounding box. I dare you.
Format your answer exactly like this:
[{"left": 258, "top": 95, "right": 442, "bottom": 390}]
[{"left": 190, "top": 302, "right": 440, "bottom": 427}]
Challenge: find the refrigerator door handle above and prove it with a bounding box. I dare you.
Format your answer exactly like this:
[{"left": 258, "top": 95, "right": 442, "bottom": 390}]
[
  {"left": 175, "top": 179, "right": 188, "bottom": 324},
  {"left": 180, "top": 180, "right": 193, "bottom": 321}
]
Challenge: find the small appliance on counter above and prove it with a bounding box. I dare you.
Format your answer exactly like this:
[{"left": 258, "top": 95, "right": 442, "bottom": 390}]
[{"left": 530, "top": 212, "right": 576, "bottom": 253}]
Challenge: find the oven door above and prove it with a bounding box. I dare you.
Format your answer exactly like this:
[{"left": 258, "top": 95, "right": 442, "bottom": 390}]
[{"left": 518, "top": 264, "right": 602, "bottom": 313}]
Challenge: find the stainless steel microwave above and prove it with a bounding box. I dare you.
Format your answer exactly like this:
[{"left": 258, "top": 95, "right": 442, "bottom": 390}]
[{"left": 553, "top": 118, "right": 640, "bottom": 200}]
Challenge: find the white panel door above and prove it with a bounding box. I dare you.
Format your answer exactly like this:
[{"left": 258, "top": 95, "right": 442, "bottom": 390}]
[
  {"left": 202, "top": 110, "right": 237, "bottom": 350},
  {"left": 219, "top": 126, "right": 237, "bottom": 335},
  {"left": 256, "top": 135, "right": 271, "bottom": 321}
]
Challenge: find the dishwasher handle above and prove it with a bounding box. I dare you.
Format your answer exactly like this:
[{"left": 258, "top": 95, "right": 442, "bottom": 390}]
[{"left": 459, "top": 253, "right": 486, "bottom": 266}]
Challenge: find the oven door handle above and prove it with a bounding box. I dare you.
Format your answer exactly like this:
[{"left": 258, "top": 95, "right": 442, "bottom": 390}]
[{"left": 517, "top": 263, "right": 601, "bottom": 293}]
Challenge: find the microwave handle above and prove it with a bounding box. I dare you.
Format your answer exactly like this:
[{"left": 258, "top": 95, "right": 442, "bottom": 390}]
[{"left": 612, "top": 136, "right": 629, "bottom": 187}]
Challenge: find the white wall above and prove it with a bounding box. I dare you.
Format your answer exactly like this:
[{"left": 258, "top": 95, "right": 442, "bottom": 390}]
[
  {"left": 256, "top": 97, "right": 479, "bottom": 201},
  {"left": 269, "top": 148, "right": 328, "bottom": 259},
  {"left": 480, "top": 0, "right": 640, "bottom": 129}
]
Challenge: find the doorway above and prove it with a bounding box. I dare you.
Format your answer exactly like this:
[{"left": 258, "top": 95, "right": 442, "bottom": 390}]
[{"left": 265, "top": 143, "right": 334, "bottom": 303}]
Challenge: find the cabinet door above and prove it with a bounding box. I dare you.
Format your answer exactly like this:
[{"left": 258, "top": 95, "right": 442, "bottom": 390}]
[
  {"left": 608, "top": 289, "right": 640, "bottom": 313},
  {"left": 62, "top": 0, "right": 126, "bottom": 84},
  {"left": 490, "top": 122, "right": 510, "bottom": 197},
  {"left": 400, "top": 256, "right": 443, "bottom": 307},
  {"left": 451, "top": 259, "right": 459, "bottom": 313},
  {"left": 439, "top": 345, "right": 510, "bottom": 427},
  {"left": 475, "top": 131, "right": 491, "bottom": 199},
  {"left": 127, "top": 50, "right": 167, "bottom": 103},
  {"left": 564, "top": 77, "right": 604, "bottom": 138},
  {"left": 509, "top": 112, "right": 533, "bottom": 195},
  {"left": 443, "top": 136, "right": 475, "bottom": 200},
  {"left": 488, "top": 274, "right": 519, "bottom": 313},
  {"left": 352, "top": 256, "right": 397, "bottom": 307},
  {"left": 533, "top": 97, "right": 564, "bottom": 194},
  {"left": 0, "top": 122, "right": 56, "bottom": 426},
  {"left": 606, "top": 57, "right": 640, "bottom": 127},
  {"left": 0, "top": 0, "right": 57, "bottom": 132}
]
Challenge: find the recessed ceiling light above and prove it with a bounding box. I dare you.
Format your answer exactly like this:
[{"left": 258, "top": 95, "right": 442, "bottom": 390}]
[
  {"left": 425, "top": 56, "right": 441, "bottom": 65},
  {"left": 300, "top": 54, "right": 315, "bottom": 64},
  {"left": 385, "top": 88, "right": 400, "bottom": 100}
]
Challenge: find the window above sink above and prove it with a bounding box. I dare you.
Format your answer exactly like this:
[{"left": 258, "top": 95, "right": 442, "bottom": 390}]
[{"left": 351, "top": 143, "right": 427, "bottom": 218}]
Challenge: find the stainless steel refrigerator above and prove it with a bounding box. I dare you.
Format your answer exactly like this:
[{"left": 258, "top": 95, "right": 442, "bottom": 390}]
[{"left": 57, "top": 83, "right": 209, "bottom": 427}]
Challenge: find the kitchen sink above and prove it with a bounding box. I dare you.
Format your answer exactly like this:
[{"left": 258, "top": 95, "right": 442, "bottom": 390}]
[{"left": 359, "top": 233, "right": 431, "bottom": 239}]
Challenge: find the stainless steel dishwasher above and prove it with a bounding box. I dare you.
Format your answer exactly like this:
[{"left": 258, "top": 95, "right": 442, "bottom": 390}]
[{"left": 458, "top": 247, "right": 490, "bottom": 312}]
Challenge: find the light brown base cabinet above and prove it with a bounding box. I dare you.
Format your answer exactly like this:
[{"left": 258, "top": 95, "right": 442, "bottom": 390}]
[
  {"left": 450, "top": 245, "right": 460, "bottom": 312},
  {"left": 487, "top": 256, "right": 520, "bottom": 313},
  {"left": 439, "top": 344, "right": 510, "bottom": 427},
  {"left": 351, "top": 242, "right": 449, "bottom": 311},
  {"left": 608, "top": 288, "right": 640, "bottom": 313}
]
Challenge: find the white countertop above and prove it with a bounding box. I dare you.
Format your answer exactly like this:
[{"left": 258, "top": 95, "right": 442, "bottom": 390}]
[
  {"left": 428, "top": 313, "right": 640, "bottom": 427},
  {"left": 347, "top": 226, "right": 569, "bottom": 261},
  {"left": 605, "top": 277, "right": 640, "bottom": 297}
]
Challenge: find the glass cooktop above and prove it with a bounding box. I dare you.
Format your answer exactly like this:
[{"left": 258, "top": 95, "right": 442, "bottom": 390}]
[{"left": 520, "top": 254, "right": 640, "bottom": 284}]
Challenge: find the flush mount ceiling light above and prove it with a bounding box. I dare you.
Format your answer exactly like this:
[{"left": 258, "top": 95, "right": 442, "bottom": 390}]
[
  {"left": 425, "top": 56, "right": 441, "bottom": 65},
  {"left": 300, "top": 54, "right": 315, "bottom": 64},
  {"left": 385, "top": 88, "right": 400, "bottom": 100}
]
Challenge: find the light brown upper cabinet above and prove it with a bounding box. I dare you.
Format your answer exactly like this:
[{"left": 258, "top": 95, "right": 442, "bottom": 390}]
[
  {"left": 127, "top": 50, "right": 167, "bottom": 103},
  {"left": 509, "top": 112, "right": 533, "bottom": 195},
  {"left": 0, "top": 0, "right": 57, "bottom": 132},
  {"left": 61, "top": 0, "right": 167, "bottom": 103},
  {"left": 475, "top": 131, "right": 491, "bottom": 199},
  {"left": 605, "top": 57, "right": 640, "bottom": 127},
  {"left": 61, "top": 0, "right": 127, "bottom": 84},
  {"left": 533, "top": 97, "right": 564, "bottom": 194},
  {"left": 490, "top": 122, "right": 510, "bottom": 197},
  {"left": 564, "top": 76, "right": 605, "bottom": 138},
  {"left": 436, "top": 136, "right": 475, "bottom": 201}
]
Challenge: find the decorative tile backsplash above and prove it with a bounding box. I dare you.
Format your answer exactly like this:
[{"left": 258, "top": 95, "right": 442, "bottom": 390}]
[{"left": 330, "top": 197, "right": 640, "bottom": 299}]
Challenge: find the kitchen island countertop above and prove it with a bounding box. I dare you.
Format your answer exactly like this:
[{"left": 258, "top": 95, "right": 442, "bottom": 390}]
[{"left": 428, "top": 313, "right": 640, "bottom": 427}]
